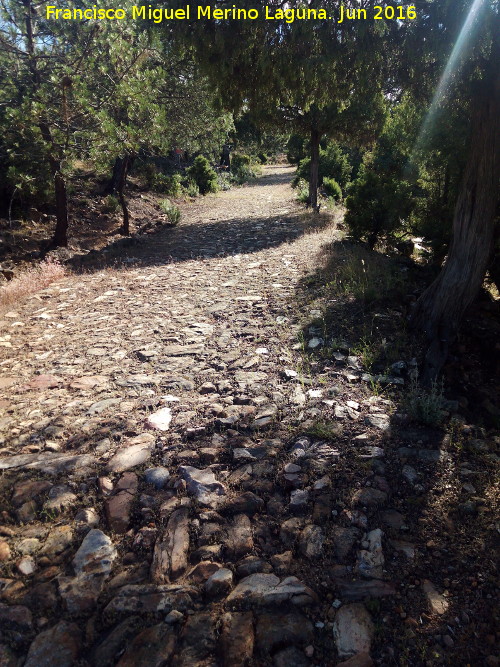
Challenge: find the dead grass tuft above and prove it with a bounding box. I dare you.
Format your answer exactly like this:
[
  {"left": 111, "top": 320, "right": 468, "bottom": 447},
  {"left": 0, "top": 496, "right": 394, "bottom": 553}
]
[{"left": 0, "top": 258, "right": 65, "bottom": 312}]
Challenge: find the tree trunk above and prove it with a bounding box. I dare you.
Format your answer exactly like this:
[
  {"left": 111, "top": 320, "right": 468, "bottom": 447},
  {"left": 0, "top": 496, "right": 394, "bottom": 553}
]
[
  {"left": 37, "top": 122, "right": 69, "bottom": 248},
  {"left": 117, "top": 154, "right": 131, "bottom": 235},
  {"left": 410, "top": 65, "right": 500, "bottom": 383},
  {"left": 52, "top": 171, "right": 69, "bottom": 247},
  {"left": 104, "top": 157, "right": 124, "bottom": 195},
  {"left": 309, "top": 126, "right": 320, "bottom": 210}
]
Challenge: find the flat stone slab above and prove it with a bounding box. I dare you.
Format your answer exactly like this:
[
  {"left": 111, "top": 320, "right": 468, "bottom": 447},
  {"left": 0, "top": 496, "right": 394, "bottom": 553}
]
[
  {"left": 179, "top": 465, "right": 226, "bottom": 508},
  {"left": 0, "top": 452, "right": 95, "bottom": 475},
  {"left": 105, "top": 473, "right": 138, "bottom": 534},
  {"left": 162, "top": 343, "right": 204, "bottom": 356},
  {"left": 43, "top": 485, "right": 77, "bottom": 514},
  {"left": 422, "top": 579, "right": 449, "bottom": 615},
  {"left": 255, "top": 611, "right": 313, "bottom": 655},
  {"left": 87, "top": 398, "right": 121, "bottom": 415},
  {"left": 351, "top": 488, "right": 387, "bottom": 508},
  {"left": 73, "top": 529, "right": 117, "bottom": 576},
  {"left": 151, "top": 507, "right": 190, "bottom": 583},
  {"left": 146, "top": 407, "right": 172, "bottom": 431},
  {"left": 40, "top": 525, "right": 73, "bottom": 557},
  {"left": 24, "top": 620, "right": 82, "bottom": 667},
  {"left": 58, "top": 574, "right": 105, "bottom": 614},
  {"left": 226, "top": 573, "right": 317, "bottom": 609},
  {"left": 116, "top": 375, "right": 160, "bottom": 387},
  {"left": 115, "top": 623, "right": 177, "bottom": 667},
  {"left": 334, "top": 578, "right": 397, "bottom": 601},
  {"left": 103, "top": 584, "right": 196, "bottom": 620},
  {"left": 69, "top": 376, "right": 109, "bottom": 391},
  {"left": 356, "top": 528, "right": 384, "bottom": 579},
  {"left": 234, "top": 371, "right": 268, "bottom": 383},
  {"left": 106, "top": 439, "right": 154, "bottom": 473},
  {"left": 333, "top": 603, "right": 374, "bottom": 659},
  {"left": 364, "top": 414, "right": 390, "bottom": 431},
  {"left": 397, "top": 448, "right": 449, "bottom": 462}
]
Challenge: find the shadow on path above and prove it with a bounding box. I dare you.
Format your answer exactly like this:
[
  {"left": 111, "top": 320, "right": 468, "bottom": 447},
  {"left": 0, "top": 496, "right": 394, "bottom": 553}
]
[{"left": 68, "top": 187, "right": 331, "bottom": 274}]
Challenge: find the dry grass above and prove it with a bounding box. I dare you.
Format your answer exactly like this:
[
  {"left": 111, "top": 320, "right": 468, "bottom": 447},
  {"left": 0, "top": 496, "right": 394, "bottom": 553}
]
[{"left": 0, "top": 257, "right": 65, "bottom": 312}]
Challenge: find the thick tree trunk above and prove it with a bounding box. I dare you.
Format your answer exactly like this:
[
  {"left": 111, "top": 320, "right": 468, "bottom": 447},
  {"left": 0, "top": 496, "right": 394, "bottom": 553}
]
[
  {"left": 309, "top": 126, "right": 320, "bottom": 211},
  {"left": 52, "top": 171, "right": 69, "bottom": 247},
  {"left": 410, "top": 66, "right": 500, "bottom": 383},
  {"left": 117, "top": 155, "right": 131, "bottom": 235}
]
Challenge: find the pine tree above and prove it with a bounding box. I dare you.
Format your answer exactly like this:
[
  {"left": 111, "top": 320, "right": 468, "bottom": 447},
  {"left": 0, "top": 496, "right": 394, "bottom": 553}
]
[{"left": 169, "top": 0, "right": 393, "bottom": 208}]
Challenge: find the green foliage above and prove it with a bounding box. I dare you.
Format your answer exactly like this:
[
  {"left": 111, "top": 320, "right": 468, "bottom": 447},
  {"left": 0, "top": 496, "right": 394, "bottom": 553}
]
[
  {"left": 405, "top": 378, "right": 445, "bottom": 426},
  {"left": 323, "top": 177, "right": 342, "bottom": 201},
  {"left": 304, "top": 421, "right": 342, "bottom": 441},
  {"left": 343, "top": 92, "right": 468, "bottom": 254},
  {"left": 101, "top": 195, "right": 119, "bottom": 214},
  {"left": 232, "top": 111, "right": 288, "bottom": 161},
  {"left": 136, "top": 162, "right": 158, "bottom": 189},
  {"left": 186, "top": 156, "right": 219, "bottom": 195},
  {"left": 296, "top": 143, "right": 352, "bottom": 190},
  {"left": 325, "top": 244, "right": 406, "bottom": 304},
  {"left": 217, "top": 171, "right": 232, "bottom": 191},
  {"left": 0, "top": 0, "right": 232, "bottom": 240},
  {"left": 159, "top": 198, "right": 181, "bottom": 225},
  {"left": 231, "top": 153, "right": 258, "bottom": 184},
  {"left": 295, "top": 179, "right": 310, "bottom": 204},
  {"left": 182, "top": 178, "right": 200, "bottom": 197},
  {"left": 231, "top": 153, "right": 251, "bottom": 171},
  {"left": 287, "top": 134, "right": 307, "bottom": 164},
  {"left": 153, "top": 173, "right": 182, "bottom": 197},
  {"left": 344, "top": 166, "right": 415, "bottom": 248}
]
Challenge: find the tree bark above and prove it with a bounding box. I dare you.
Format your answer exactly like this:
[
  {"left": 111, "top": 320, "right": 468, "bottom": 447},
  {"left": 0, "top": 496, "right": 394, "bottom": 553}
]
[
  {"left": 37, "top": 119, "right": 69, "bottom": 247},
  {"left": 104, "top": 157, "right": 124, "bottom": 195},
  {"left": 309, "top": 126, "right": 320, "bottom": 210},
  {"left": 410, "top": 64, "right": 500, "bottom": 383},
  {"left": 117, "top": 154, "right": 131, "bottom": 235},
  {"left": 52, "top": 171, "right": 69, "bottom": 247}
]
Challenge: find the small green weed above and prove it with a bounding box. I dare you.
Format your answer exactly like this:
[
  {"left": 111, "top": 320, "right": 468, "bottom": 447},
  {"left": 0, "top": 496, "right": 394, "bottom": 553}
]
[
  {"left": 159, "top": 198, "right": 181, "bottom": 225},
  {"left": 405, "top": 376, "right": 445, "bottom": 426},
  {"left": 325, "top": 245, "right": 406, "bottom": 305},
  {"left": 351, "top": 337, "right": 377, "bottom": 370},
  {"left": 101, "top": 194, "right": 119, "bottom": 213},
  {"left": 304, "top": 420, "right": 342, "bottom": 440},
  {"left": 295, "top": 178, "right": 310, "bottom": 204}
]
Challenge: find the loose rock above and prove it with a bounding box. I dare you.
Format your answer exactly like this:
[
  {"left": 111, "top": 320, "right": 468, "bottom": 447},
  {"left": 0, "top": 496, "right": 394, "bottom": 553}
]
[{"left": 333, "top": 603, "right": 374, "bottom": 659}]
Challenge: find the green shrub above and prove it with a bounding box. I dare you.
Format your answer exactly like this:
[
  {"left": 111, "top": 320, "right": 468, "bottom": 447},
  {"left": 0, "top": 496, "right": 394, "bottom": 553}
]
[
  {"left": 101, "top": 194, "right": 119, "bottom": 213},
  {"left": 231, "top": 153, "right": 251, "bottom": 171},
  {"left": 152, "top": 172, "right": 182, "bottom": 196},
  {"left": 231, "top": 153, "right": 257, "bottom": 184},
  {"left": 323, "top": 177, "right": 342, "bottom": 201},
  {"left": 286, "top": 134, "right": 307, "bottom": 164},
  {"left": 233, "top": 165, "right": 255, "bottom": 184},
  {"left": 405, "top": 377, "right": 445, "bottom": 426},
  {"left": 134, "top": 161, "right": 157, "bottom": 188},
  {"left": 345, "top": 166, "right": 414, "bottom": 248},
  {"left": 182, "top": 177, "right": 199, "bottom": 197},
  {"left": 186, "top": 155, "right": 218, "bottom": 195},
  {"left": 159, "top": 198, "right": 181, "bottom": 225},
  {"left": 296, "top": 142, "right": 352, "bottom": 189},
  {"left": 295, "top": 178, "right": 309, "bottom": 203},
  {"left": 217, "top": 171, "right": 232, "bottom": 191}
]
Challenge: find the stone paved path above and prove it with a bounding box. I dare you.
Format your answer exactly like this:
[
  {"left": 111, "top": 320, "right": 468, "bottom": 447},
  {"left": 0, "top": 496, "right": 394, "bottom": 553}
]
[{"left": 0, "top": 166, "right": 465, "bottom": 665}]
